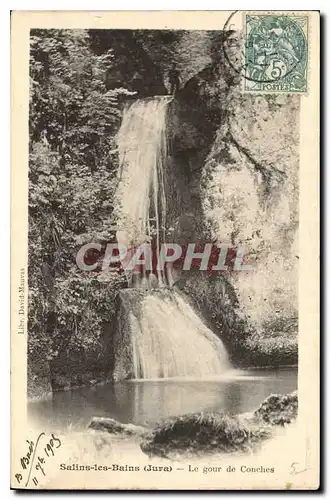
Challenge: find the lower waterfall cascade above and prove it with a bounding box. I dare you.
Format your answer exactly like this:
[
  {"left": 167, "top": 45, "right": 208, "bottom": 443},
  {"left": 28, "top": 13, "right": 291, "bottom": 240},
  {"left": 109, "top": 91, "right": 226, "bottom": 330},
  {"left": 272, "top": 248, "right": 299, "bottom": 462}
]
[{"left": 129, "top": 290, "right": 229, "bottom": 379}]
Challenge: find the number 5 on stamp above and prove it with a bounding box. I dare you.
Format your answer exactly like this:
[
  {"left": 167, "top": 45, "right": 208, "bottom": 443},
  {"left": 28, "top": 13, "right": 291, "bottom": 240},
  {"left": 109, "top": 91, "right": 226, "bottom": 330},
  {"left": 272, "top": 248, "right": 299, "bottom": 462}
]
[{"left": 244, "top": 14, "right": 308, "bottom": 93}]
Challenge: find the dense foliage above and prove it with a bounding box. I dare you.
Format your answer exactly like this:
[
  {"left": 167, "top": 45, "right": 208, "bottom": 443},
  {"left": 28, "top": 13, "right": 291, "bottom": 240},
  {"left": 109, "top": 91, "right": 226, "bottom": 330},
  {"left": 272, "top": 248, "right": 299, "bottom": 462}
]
[{"left": 28, "top": 29, "right": 130, "bottom": 377}]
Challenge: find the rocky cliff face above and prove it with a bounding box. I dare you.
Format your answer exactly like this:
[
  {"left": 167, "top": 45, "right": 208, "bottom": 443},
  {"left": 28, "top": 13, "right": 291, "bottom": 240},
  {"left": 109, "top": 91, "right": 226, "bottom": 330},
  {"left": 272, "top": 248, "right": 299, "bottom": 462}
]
[
  {"left": 165, "top": 32, "right": 299, "bottom": 363},
  {"left": 200, "top": 92, "right": 299, "bottom": 363}
]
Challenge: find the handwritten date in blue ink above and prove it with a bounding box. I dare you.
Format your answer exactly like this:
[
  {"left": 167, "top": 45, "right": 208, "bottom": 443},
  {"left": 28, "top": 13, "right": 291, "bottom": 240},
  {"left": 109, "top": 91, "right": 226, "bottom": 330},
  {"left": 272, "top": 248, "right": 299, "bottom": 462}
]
[{"left": 15, "top": 432, "right": 61, "bottom": 487}]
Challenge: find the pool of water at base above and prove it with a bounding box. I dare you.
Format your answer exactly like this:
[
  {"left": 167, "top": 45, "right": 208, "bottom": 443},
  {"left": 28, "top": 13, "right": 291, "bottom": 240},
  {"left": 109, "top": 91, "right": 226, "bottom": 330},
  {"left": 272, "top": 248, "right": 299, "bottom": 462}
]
[{"left": 28, "top": 367, "right": 297, "bottom": 432}]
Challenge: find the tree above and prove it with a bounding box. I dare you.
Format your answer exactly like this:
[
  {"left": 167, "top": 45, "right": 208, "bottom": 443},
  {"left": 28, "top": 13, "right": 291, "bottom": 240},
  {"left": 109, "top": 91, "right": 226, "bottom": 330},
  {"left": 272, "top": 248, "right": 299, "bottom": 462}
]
[{"left": 28, "top": 29, "right": 130, "bottom": 387}]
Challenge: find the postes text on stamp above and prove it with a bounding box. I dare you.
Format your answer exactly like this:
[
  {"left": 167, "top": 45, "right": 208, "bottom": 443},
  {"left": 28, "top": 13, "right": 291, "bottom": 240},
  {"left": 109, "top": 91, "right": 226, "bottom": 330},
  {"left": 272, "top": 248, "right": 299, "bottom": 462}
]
[{"left": 244, "top": 14, "right": 308, "bottom": 93}]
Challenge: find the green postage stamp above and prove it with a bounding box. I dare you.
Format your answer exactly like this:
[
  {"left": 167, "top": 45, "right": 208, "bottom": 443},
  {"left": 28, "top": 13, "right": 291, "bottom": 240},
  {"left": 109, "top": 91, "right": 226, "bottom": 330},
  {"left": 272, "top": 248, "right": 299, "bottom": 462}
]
[{"left": 244, "top": 14, "right": 309, "bottom": 92}]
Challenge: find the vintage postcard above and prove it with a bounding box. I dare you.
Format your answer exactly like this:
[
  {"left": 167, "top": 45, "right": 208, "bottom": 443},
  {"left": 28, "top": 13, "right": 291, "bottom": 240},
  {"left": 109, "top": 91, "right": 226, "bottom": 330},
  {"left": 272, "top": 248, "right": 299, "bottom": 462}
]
[{"left": 11, "top": 10, "right": 320, "bottom": 490}]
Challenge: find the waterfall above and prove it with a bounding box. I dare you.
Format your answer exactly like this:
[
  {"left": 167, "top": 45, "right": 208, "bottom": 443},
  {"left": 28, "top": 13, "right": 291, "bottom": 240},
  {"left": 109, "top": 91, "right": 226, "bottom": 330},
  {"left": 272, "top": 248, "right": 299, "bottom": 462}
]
[
  {"left": 116, "top": 97, "right": 169, "bottom": 254},
  {"left": 113, "top": 97, "right": 230, "bottom": 380},
  {"left": 129, "top": 290, "right": 229, "bottom": 379}
]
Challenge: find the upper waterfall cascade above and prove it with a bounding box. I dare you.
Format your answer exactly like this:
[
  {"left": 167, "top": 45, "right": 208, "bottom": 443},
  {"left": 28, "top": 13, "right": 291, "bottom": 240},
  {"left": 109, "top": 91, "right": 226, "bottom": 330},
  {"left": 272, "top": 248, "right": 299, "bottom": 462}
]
[{"left": 116, "top": 97, "right": 170, "bottom": 250}]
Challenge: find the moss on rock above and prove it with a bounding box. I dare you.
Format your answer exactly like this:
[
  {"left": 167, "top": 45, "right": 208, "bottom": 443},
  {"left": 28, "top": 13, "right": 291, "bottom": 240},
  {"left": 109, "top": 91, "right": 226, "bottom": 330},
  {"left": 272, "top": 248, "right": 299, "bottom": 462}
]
[
  {"left": 140, "top": 411, "right": 271, "bottom": 459},
  {"left": 254, "top": 391, "right": 298, "bottom": 426}
]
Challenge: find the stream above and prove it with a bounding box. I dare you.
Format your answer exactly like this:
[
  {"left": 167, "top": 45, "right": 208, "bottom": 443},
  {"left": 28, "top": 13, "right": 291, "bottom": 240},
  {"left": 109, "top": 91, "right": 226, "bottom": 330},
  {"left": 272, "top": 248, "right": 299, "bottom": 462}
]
[{"left": 28, "top": 367, "right": 297, "bottom": 432}]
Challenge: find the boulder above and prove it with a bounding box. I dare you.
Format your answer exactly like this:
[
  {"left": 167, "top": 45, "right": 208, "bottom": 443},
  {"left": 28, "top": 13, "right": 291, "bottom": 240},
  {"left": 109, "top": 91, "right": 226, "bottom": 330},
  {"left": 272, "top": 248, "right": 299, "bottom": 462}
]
[
  {"left": 88, "top": 417, "right": 147, "bottom": 438},
  {"left": 254, "top": 390, "right": 298, "bottom": 426},
  {"left": 140, "top": 411, "right": 271, "bottom": 459}
]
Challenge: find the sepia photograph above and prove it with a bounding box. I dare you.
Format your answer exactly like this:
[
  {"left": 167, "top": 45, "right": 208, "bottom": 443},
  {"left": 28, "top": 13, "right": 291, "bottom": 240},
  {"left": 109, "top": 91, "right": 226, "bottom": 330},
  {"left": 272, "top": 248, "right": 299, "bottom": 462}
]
[{"left": 11, "top": 11, "right": 320, "bottom": 490}]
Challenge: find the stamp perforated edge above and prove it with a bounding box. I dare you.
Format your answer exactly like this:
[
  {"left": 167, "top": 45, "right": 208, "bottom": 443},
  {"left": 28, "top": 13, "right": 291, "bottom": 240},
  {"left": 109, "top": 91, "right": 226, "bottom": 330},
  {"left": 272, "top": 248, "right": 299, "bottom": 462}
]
[{"left": 240, "top": 11, "right": 313, "bottom": 95}]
